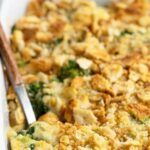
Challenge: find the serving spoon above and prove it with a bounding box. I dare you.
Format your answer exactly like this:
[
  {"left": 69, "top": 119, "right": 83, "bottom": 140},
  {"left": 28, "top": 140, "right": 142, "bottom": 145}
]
[{"left": 0, "top": 23, "right": 36, "bottom": 125}]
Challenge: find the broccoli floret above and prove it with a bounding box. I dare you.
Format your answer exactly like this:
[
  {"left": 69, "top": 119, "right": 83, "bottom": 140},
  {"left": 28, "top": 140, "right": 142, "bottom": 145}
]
[
  {"left": 53, "top": 38, "right": 63, "bottom": 45},
  {"left": 17, "top": 130, "right": 26, "bottom": 136},
  {"left": 47, "top": 38, "right": 63, "bottom": 49},
  {"left": 120, "top": 29, "right": 133, "bottom": 36},
  {"left": 58, "top": 60, "right": 91, "bottom": 81},
  {"left": 17, "top": 60, "right": 27, "bottom": 68},
  {"left": 29, "top": 144, "right": 35, "bottom": 150},
  {"left": 26, "top": 127, "right": 35, "bottom": 135},
  {"left": 50, "top": 76, "right": 59, "bottom": 82},
  {"left": 17, "top": 127, "right": 35, "bottom": 140},
  {"left": 11, "top": 25, "right": 16, "bottom": 33},
  {"left": 31, "top": 100, "right": 49, "bottom": 119},
  {"left": 27, "top": 82, "right": 49, "bottom": 118},
  {"left": 29, "top": 82, "right": 42, "bottom": 93}
]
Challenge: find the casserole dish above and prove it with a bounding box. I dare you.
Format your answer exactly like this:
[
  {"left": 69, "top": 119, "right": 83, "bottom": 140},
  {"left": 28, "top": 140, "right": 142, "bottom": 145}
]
[
  {"left": 0, "top": 1, "right": 30, "bottom": 150},
  {"left": 1, "top": 0, "right": 150, "bottom": 149},
  {"left": 0, "top": 59, "right": 9, "bottom": 150}
]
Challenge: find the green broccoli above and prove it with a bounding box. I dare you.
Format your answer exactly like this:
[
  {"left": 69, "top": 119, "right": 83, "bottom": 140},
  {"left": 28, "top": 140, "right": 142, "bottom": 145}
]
[
  {"left": 53, "top": 38, "right": 63, "bottom": 45},
  {"left": 27, "top": 82, "right": 49, "bottom": 118},
  {"left": 17, "top": 60, "right": 27, "bottom": 68},
  {"left": 120, "top": 29, "right": 133, "bottom": 36},
  {"left": 29, "top": 144, "right": 35, "bottom": 150},
  {"left": 58, "top": 60, "right": 91, "bottom": 81},
  {"left": 11, "top": 25, "right": 16, "bottom": 33},
  {"left": 26, "top": 127, "right": 35, "bottom": 135}
]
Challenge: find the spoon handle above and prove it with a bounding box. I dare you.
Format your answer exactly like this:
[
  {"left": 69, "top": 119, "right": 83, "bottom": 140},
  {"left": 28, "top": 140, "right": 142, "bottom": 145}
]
[{"left": 0, "top": 23, "right": 22, "bottom": 86}]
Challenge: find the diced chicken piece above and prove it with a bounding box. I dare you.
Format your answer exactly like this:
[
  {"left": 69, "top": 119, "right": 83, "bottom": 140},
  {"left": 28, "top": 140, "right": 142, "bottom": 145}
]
[
  {"left": 77, "top": 57, "right": 92, "bottom": 70},
  {"left": 73, "top": 108, "right": 97, "bottom": 125}
]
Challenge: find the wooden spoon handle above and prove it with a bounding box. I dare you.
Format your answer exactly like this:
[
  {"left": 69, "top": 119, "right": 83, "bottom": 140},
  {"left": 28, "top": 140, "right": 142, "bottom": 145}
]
[{"left": 0, "top": 23, "right": 22, "bottom": 85}]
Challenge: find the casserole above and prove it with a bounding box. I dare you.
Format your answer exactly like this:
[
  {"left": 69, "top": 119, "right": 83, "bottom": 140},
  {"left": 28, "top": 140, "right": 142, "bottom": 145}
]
[{"left": 1, "top": 0, "right": 150, "bottom": 149}]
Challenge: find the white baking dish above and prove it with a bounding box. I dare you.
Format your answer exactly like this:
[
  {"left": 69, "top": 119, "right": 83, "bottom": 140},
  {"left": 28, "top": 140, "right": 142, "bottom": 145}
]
[
  {"left": 0, "top": 60, "right": 9, "bottom": 150},
  {"left": 0, "top": 1, "right": 30, "bottom": 149},
  {"left": 0, "top": 0, "right": 30, "bottom": 37},
  {"left": 0, "top": 0, "right": 111, "bottom": 149}
]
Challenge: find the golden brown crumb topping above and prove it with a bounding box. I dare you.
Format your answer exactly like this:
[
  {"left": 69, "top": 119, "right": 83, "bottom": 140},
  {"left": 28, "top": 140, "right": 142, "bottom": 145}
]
[{"left": 8, "top": 0, "right": 150, "bottom": 149}]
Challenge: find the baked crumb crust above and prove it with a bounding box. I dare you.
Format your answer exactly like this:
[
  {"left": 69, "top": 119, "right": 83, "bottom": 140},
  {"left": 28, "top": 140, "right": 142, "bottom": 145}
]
[{"left": 8, "top": 0, "right": 150, "bottom": 149}]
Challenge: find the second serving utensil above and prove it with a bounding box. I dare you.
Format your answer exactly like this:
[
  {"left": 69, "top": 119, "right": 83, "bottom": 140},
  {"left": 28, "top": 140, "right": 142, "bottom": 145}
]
[{"left": 0, "top": 23, "right": 36, "bottom": 125}]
